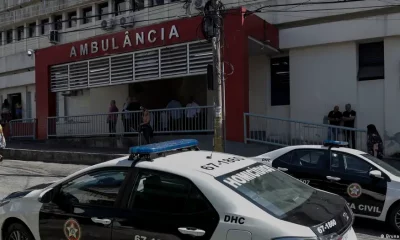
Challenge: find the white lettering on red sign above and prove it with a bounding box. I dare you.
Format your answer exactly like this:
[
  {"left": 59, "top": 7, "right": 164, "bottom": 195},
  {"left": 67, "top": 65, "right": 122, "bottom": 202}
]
[{"left": 69, "top": 25, "right": 180, "bottom": 58}]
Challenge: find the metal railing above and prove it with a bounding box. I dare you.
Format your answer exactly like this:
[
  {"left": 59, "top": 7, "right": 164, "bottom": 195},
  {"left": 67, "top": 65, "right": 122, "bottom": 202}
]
[
  {"left": 244, "top": 113, "right": 367, "bottom": 152},
  {"left": 47, "top": 106, "right": 214, "bottom": 138},
  {"left": 8, "top": 118, "right": 37, "bottom": 139}
]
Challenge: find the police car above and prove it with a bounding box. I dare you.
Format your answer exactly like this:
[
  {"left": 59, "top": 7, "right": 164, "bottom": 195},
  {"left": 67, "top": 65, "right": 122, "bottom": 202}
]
[
  {"left": 253, "top": 140, "right": 400, "bottom": 233},
  {"left": 0, "top": 139, "right": 356, "bottom": 240}
]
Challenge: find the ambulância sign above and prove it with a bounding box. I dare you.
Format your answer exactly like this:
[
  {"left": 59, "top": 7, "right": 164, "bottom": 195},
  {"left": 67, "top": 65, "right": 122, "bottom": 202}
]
[{"left": 69, "top": 25, "right": 179, "bottom": 58}]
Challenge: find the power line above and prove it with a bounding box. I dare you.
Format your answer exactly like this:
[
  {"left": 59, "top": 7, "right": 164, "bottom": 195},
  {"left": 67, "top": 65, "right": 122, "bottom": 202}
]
[{"left": 257, "top": 3, "right": 400, "bottom": 12}]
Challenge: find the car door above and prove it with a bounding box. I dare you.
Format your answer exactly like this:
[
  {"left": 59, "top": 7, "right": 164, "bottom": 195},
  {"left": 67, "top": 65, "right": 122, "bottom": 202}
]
[
  {"left": 39, "top": 167, "right": 131, "bottom": 240},
  {"left": 112, "top": 169, "right": 220, "bottom": 240},
  {"left": 272, "top": 149, "right": 331, "bottom": 190},
  {"left": 327, "top": 151, "right": 388, "bottom": 217}
]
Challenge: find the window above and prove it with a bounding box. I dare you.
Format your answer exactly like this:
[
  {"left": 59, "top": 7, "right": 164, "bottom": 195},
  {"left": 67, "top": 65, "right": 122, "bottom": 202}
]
[
  {"left": 358, "top": 42, "right": 384, "bottom": 81},
  {"left": 6, "top": 29, "right": 13, "bottom": 44},
  {"left": 131, "top": 0, "right": 144, "bottom": 11},
  {"left": 130, "top": 170, "right": 211, "bottom": 213},
  {"left": 275, "top": 151, "right": 292, "bottom": 164},
  {"left": 114, "top": 0, "right": 126, "bottom": 16},
  {"left": 98, "top": 2, "right": 109, "bottom": 20},
  {"left": 362, "top": 153, "right": 400, "bottom": 177},
  {"left": 68, "top": 12, "right": 77, "bottom": 28},
  {"left": 83, "top": 7, "right": 92, "bottom": 24},
  {"left": 217, "top": 163, "right": 315, "bottom": 218},
  {"left": 291, "top": 149, "right": 328, "bottom": 169},
  {"left": 41, "top": 19, "right": 49, "bottom": 35},
  {"left": 54, "top": 15, "right": 62, "bottom": 30},
  {"left": 28, "top": 22, "right": 36, "bottom": 37},
  {"left": 331, "top": 152, "right": 372, "bottom": 176},
  {"left": 55, "top": 169, "right": 128, "bottom": 207},
  {"left": 271, "top": 57, "right": 290, "bottom": 106},
  {"left": 17, "top": 26, "right": 23, "bottom": 41}
]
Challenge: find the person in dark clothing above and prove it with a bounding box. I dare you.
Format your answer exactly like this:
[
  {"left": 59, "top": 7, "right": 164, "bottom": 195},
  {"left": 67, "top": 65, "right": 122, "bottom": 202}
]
[
  {"left": 367, "top": 124, "right": 384, "bottom": 159},
  {"left": 342, "top": 104, "right": 356, "bottom": 148},
  {"left": 139, "top": 107, "right": 153, "bottom": 144},
  {"left": 122, "top": 97, "right": 141, "bottom": 136},
  {"left": 1, "top": 99, "right": 11, "bottom": 124},
  {"left": 327, "top": 106, "right": 342, "bottom": 140},
  {"left": 107, "top": 100, "right": 119, "bottom": 137}
]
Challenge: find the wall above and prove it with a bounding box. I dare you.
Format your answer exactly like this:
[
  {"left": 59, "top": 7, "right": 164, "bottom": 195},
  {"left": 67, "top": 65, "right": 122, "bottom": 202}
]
[
  {"left": 289, "top": 42, "right": 385, "bottom": 143},
  {"left": 383, "top": 37, "right": 400, "bottom": 155},
  {"left": 0, "top": 70, "right": 34, "bottom": 89},
  {"left": 280, "top": 12, "right": 400, "bottom": 50}
]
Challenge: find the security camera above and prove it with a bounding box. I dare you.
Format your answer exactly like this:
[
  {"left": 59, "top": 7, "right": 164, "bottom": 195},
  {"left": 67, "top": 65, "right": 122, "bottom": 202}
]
[{"left": 27, "top": 49, "right": 34, "bottom": 57}]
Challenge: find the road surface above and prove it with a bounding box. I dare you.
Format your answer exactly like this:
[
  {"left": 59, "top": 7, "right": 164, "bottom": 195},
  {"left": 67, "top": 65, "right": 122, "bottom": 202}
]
[{"left": 0, "top": 160, "right": 396, "bottom": 240}]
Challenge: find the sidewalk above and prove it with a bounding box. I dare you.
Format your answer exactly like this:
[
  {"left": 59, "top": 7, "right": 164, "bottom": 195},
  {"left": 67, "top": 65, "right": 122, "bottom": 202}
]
[{"left": 1, "top": 137, "right": 274, "bottom": 165}]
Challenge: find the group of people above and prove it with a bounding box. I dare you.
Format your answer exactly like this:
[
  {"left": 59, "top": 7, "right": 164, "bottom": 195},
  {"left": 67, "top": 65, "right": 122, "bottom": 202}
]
[
  {"left": 1, "top": 99, "right": 22, "bottom": 124},
  {"left": 107, "top": 97, "right": 153, "bottom": 144},
  {"left": 327, "top": 103, "right": 384, "bottom": 159}
]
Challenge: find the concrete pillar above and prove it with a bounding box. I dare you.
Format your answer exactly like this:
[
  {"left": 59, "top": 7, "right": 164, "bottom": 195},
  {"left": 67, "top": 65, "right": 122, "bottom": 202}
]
[
  {"left": 108, "top": 0, "right": 113, "bottom": 18},
  {"left": 48, "top": 15, "right": 54, "bottom": 31},
  {"left": 92, "top": 3, "right": 97, "bottom": 24},
  {"left": 35, "top": 19, "right": 40, "bottom": 37},
  {"left": 62, "top": 12, "right": 67, "bottom": 30},
  {"left": 23, "top": 23, "right": 28, "bottom": 40},
  {"left": 76, "top": 8, "right": 81, "bottom": 27}
]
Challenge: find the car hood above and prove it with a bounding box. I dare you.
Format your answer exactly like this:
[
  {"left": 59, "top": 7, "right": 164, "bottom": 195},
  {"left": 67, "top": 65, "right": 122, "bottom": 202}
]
[
  {"left": 2, "top": 182, "right": 55, "bottom": 201},
  {"left": 281, "top": 189, "right": 353, "bottom": 237}
]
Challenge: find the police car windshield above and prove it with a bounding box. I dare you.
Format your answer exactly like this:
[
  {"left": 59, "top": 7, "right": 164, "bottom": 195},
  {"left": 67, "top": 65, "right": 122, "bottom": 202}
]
[
  {"left": 361, "top": 154, "right": 400, "bottom": 176},
  {"left": 216, "top": 163, "right": 315, "bottom": 218}
]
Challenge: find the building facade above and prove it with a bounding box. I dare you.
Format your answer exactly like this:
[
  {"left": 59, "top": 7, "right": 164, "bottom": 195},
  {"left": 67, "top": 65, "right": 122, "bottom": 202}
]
[{"left": 3, "top": 0, "right": 400, "bottom": 154}]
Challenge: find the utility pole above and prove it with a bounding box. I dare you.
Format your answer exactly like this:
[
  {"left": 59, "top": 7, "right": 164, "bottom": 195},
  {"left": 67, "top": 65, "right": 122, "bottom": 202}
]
[{"left": 211, "top": 0, "right": 224, "bottom": 152}]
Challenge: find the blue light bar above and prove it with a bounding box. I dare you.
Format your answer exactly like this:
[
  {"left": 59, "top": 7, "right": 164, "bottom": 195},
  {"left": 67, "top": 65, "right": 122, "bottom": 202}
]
[
  {"left": 129, "top": 139, "right": 199, "bottom": 154},
  {"left": 323, "top": 140, "right": 349, "bottom": 147}
]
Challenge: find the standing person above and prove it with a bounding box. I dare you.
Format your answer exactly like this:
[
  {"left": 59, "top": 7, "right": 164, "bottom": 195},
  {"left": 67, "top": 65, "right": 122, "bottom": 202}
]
[
  {"left": 122, "top": 97, "right": 141, "bottom": 136},
  {"left": 185, "top": 96, "right": 200, "bottom": 130},
  {"left": 367, "top": 124, "right": 384, "bottom": 159},
  {"left": 1, "top": 99, "right": 11, "bottom": 123},
  {"left": 15, "top": 102, "right": 22, "bottom": 119},
  {"left": 327, "top": 106, "right": 342, "bottom": 140},
  {"left": 342, "top": 103, "right": 357, "bottom": 148},
  {"left": 107, "top": 100, "right": 119, "bottom": 137},
  {"left": 0, "top": 123, "right": 6, "bottom": 161},
  {"left": 139, "top": 107, "right": 154, "bottom": 144}
]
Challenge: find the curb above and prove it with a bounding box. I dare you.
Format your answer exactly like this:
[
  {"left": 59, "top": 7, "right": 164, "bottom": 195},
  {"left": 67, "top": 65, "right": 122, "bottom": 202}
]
[{"left": 2, "top": 148, "right": 126, "bottom": 165}]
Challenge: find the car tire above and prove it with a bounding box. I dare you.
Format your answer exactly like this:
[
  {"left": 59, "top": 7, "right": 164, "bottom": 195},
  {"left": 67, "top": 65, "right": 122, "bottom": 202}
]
[
  {"left": 4, "top": 222, "right": 35, "bottom": 240},
  {"left": 388, "top": 203, "right": 400, "bottom": 233}
]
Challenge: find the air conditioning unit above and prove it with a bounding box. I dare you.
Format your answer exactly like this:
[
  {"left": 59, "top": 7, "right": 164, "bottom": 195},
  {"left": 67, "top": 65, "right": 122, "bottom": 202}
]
[
  {"left": 101, "top": 18, "right": 116, "bottom": 30},
  {"left": 193, "top": 0, "right": 205, "bottom": 9},
  {"left": 49, "top": 30, "right": 59, "bottom": 44},
  {"left": 120, "top": 16, "right": 134, "bottom": 28}
]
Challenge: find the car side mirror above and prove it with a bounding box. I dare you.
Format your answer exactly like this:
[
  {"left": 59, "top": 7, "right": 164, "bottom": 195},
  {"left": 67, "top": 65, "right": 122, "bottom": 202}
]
[
  {"left": 38, "top": 188, "right": 55, "bottom": 204},
  {"left": 369, "top": 170, "right": 384, "bottom": 179}
]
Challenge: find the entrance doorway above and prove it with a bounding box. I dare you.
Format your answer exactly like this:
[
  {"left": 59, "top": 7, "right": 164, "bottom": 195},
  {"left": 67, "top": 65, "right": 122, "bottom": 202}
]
[{"left": 8, "top": 93, "right": 22, "bottom": 119}]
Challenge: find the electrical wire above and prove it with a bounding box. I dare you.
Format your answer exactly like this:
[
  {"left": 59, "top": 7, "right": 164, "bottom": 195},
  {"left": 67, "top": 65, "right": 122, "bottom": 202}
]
[{"left": 256, "top": 3, "right": 400, "bottom": 12}]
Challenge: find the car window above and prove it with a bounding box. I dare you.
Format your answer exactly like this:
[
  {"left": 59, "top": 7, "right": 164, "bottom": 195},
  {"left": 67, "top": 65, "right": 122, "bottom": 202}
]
[
  {"left": 130, "top": 170, "right": 211, "bottom": 214},
  {"left": 57, "top": 168, "right": 128, "bottom": 207},
  {"left": 217, "top": 163, "right": 315, "bottom": 219},
  {"left": 291, "top": 149, "right": 329, "bottom": 169},
  {"left": 332, "top": 152, "right": 373, "bottom": 176},
  {"left": 275, "top": 152, "right": 292, "bottom": 164},
  {"left": 361, "top": 154, "right": 400, "bottom": 177}
]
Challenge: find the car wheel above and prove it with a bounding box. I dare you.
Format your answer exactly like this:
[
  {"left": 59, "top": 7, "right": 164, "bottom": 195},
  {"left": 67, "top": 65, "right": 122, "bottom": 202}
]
[
  {"left": 388, "top": 204, "right": 400, "bottom": 233},
  {"left": 5, "top": 223, "right": 34, "bottom": 240}
]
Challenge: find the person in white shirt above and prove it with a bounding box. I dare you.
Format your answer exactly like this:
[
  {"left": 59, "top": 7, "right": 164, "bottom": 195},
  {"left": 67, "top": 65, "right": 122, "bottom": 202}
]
[
  {"left": 186, "top": 96, "right": 200, "bottom": 130},
  {"left": 163, "top": 99, "right": 182, "bottom": 131}
]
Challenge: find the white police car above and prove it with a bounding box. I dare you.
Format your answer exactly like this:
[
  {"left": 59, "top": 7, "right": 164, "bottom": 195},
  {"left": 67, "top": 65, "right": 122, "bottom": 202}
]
[
  {"left": 253, "top": 140, "right": 400, "bottom": 233},
  {"left": 0, "top": 139, "right": 356, "bottom": 240}
]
